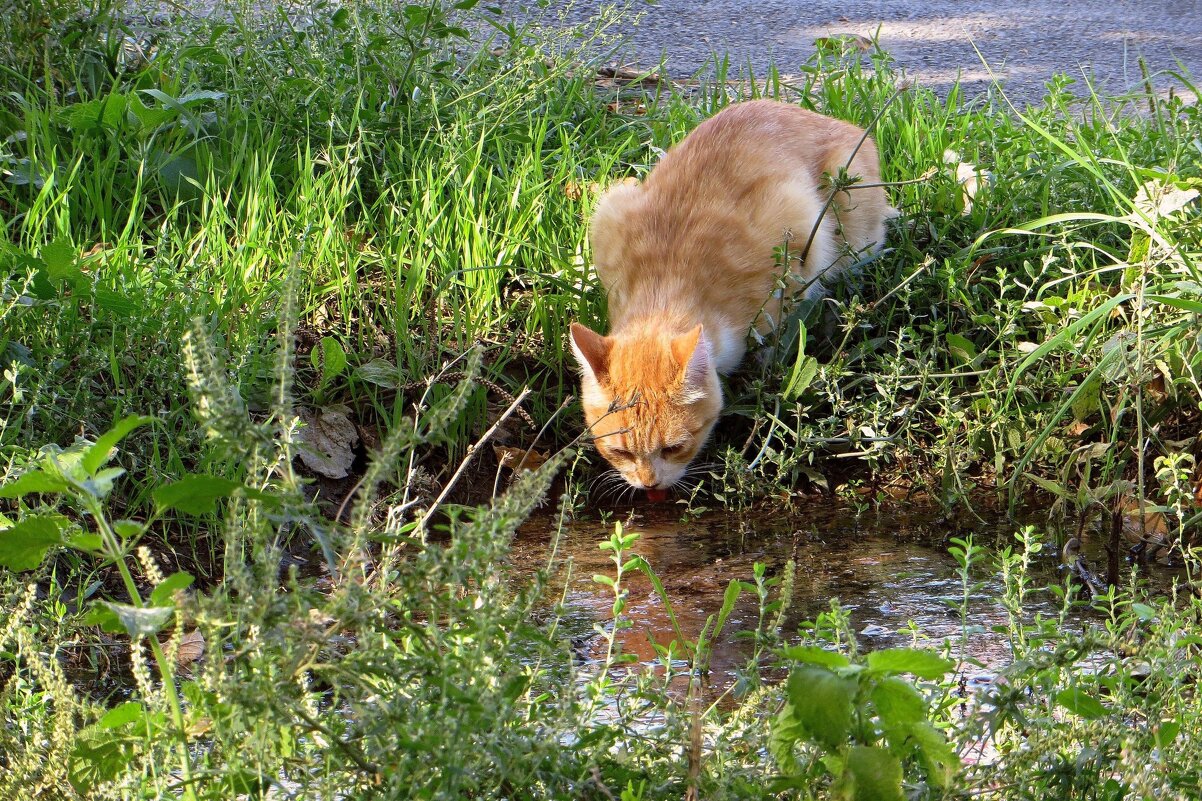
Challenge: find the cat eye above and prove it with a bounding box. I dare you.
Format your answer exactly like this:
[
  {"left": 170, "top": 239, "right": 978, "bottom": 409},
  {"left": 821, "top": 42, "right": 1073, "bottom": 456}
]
[
  {"left": 607, "top": 447, "right": 634, "bottom": 461},
  {"left": 661, "top": 443, "right": 688, "bottom": 458}
]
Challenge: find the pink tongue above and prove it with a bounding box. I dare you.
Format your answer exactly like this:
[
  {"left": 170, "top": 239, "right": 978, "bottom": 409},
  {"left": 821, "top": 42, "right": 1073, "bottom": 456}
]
[{"left": 645, "top": 488, "right": 669, "bottom": 503}]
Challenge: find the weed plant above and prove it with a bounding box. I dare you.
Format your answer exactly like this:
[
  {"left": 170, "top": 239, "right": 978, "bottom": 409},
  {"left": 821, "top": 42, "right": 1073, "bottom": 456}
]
[{"left": 2, "top": 1, "right": 1202, "bottom": 799}]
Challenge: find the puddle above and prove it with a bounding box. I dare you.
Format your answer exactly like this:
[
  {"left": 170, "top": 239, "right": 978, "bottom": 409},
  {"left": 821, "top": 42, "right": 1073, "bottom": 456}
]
[{"left": 509, "top": 501, "right": 1120, "bottom": 697}]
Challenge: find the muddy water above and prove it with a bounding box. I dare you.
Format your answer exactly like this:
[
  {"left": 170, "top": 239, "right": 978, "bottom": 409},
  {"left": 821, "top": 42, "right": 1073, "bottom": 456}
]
[{"left": 510, "top": 502, "right": 1061, "bottom": 695}]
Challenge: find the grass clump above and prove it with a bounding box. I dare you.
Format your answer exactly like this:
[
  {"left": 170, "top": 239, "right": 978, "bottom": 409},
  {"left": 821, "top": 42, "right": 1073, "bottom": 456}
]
[{"left": 2, "top": 1, "right": 1202, "bottom": 799}]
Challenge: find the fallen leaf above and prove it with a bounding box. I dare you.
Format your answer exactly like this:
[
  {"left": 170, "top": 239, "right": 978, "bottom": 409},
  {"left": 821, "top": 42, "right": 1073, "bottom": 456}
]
[
  {"left": 1066, "top": 421, "right": 1090, "bottom": 437},
  {"left": 493, "top": 445, "right": 549, "bottom": 474},
  {"left": 297, "top": 406, "right": 359, "bottom": 479},
  {"left": 814, "top": 33, "right": 872, "bottom": 52},
  {"left": 1133, "top": 179, "right": 1199, "bottom": 220},
  {"left": 174, "top": 629, "right": 205, "bottom": 668}
]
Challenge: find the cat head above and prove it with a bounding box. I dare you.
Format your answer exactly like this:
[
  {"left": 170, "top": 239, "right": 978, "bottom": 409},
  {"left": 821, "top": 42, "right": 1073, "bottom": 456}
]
[{"left": 570, "top": 322, "right": 722, "bottom": 490}]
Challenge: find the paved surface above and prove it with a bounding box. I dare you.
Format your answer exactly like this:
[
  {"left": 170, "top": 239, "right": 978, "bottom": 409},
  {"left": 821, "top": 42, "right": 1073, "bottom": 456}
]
[{"left": 531, "top": 0, "right": 1202, "bottom": 104}]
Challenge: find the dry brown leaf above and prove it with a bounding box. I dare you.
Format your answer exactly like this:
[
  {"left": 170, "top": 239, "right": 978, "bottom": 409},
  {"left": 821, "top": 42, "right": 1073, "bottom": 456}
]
[
  {"left": 493, "top": 445, "right": 549, "bottom": 474},
  {"left": 297, "top": 406, "right": 359, "bottom": 479},
  {"left": 814, "top": 33, "right": 872, "bottom": 52},
  {"left": 1133, "top": 179, "right": 1199, "bottom": 220},
  {"left": 1065, "top": 421, "right": 1090, "bottom": 437},
  {"left": 175, "top": 629, "right": 205, "bottom": 668}
]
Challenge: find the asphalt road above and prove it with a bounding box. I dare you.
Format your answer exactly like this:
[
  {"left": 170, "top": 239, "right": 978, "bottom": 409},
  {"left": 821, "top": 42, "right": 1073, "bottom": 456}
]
[{"left": 529, "top": 0, "right": 1202, "bottom": 104}]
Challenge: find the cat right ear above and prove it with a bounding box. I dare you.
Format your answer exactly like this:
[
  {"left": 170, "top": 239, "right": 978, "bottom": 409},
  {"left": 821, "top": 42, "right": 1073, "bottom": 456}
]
[{"left": 569, "top": 323, "right": 612, "bottom": 386}]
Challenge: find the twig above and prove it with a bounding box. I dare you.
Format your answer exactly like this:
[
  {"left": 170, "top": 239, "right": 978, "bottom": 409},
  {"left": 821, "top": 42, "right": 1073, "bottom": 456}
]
[{"left": 414, "top": 388, "right": 532, "bottom": 538}]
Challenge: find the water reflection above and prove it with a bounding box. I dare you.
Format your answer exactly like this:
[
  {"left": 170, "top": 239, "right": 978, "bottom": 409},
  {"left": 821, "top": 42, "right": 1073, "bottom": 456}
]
[{"left": 510, "top": 503, "right": 1063, "bottom": 696}]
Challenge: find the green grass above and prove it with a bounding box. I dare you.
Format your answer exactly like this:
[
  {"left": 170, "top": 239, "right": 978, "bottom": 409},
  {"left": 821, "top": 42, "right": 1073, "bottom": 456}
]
[{"left": 2, "top": 0, "right": 1202, "bottom": 798}]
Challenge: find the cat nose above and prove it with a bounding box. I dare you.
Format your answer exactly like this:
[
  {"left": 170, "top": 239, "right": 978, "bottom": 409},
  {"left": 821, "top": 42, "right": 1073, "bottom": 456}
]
[{"left": 635, "top": 465, "right": 657, "bottom": 487}]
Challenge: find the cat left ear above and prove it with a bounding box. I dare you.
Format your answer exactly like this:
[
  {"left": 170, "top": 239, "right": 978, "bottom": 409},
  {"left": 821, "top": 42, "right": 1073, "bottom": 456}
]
[
  {"left": 671, "top": 325, "right": 712, "bottom": 396},
  {"left": 570, "top": 322, "right": 612, "bottom": 386}
]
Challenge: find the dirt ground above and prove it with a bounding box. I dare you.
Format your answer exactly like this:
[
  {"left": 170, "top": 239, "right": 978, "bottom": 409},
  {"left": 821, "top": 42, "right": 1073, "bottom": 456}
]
[{"left": 528, "top": 0, "right": 1202, "bottom": 104}]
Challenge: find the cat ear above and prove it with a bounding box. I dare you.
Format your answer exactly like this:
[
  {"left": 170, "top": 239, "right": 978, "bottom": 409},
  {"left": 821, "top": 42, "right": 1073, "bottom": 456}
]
[
  {"left": 569, "top": 322, "right": 612, "bottom": 385},
  {"left": 671, "top": 325, "right": 713, "bottom": 399}
]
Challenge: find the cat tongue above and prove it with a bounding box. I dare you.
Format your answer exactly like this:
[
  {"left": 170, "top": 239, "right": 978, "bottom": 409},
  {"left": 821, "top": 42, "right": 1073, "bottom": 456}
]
[{"left": 645, "top": 488, "right": 669, "bottom": 503}]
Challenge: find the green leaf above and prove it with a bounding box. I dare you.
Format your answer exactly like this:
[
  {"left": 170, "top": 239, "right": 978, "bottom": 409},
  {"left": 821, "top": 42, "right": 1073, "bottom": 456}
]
[
  {"left": 0, "top": 516, "right": 66, "bottom": 571},
  {"left": 783, "top": 353, "right": 819, "bottom": 402},
  {"left": 787, "top": 666, "right": 855, "bottom": 749},
  {"left": 0, "top": 470, "right": 69, "bottom": 498},
  {"left": 67, "top": 533, "right": 104, "bottom": 553},
  {"left": 313, "top": 337, "right": 348, "bottom": 385},
  {"left": 1130, "top": 602, "right": 1157, "bottom": 622},
  {"left": 946, "top": 332, "right": 978, "bottom": 364},
  {"left": 82, "top": 603, "right": 124, "bottom": 633},
  {"left": 153, "top": 474, "right": 242, "bottom": 515},
  {"left": 100, "top": 601, "right": 173, "bottom": 638},
  {"left": 872, "top": 676, "right": 927, "bottom": 726},
  {"left": 97, "top": 702, "right": 146, "bottom": 729},
  {"left": 55, "top": 94, "right": 128, "bottom": 132},
  {"left": 842, "top": 745, "right": 905, "bottom": 801},
  {"left": 354, "top": 357, "right": 400, "bottom": 389},
  {"left": 42, "top": 235, "right": 84, "bottom": 289},
  {"left": 866, "top": 648, "right": 954, "bottom": 679},
  {"left": 1156, "top": 720, "right": 1182, "bottom": 749},
  {"left": 82, "top": 416, "right": 154, "bottom": 475},
  {"left": 149, "top": 571, "right": 195, "bottom": 607},
  {"left": 156, "top": 154, "right": 201, "bottom": 201},
  {"left": 127, "top": 91, "right": 178, "bottom": 129},
  {"left": 779, "top": 645, "right": 851, "bottom": 669},
  {"left": 1055, "top": 687, "right": 1107, "bottom": 719},
  {"left": 902, "top": 721, "right": 959, "bottom": 788}
]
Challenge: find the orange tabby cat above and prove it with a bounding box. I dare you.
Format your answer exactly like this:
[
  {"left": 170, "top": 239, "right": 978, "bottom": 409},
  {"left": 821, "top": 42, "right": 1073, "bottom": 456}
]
[{"left": 571, "top": 99, "right": 892, "bottom": 493}]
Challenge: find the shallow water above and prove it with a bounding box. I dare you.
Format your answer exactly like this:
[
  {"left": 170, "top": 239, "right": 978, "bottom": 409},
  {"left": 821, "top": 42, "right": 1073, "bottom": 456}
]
[{"left": 510, "top": 501, "right": 1073, "bottom": 695}]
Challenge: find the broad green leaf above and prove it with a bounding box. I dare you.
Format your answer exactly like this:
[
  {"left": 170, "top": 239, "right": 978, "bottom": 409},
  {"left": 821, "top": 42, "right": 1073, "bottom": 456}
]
[
  {"left": 67, "top": 533, "right": 104, "bottom": 553},
  {"left": 843, "top": 745, "right": 904, "bottom": 801},
  {"left": 127, "top": 91, "right": 177, "bottom": 129},
  {"left": 354, "top": 357, "right": 400, "bottom": 388},
  {"left": 313, "top": 337, "right": 348, "bottom": 385},
  {"left": 0, "top": 516, "right": 65, "bottom": 571},
  {"left": 1055, "top": 687, "right": 1107, "bottom": 719},
  {"left": 946, "top": 332, "right": 978, "bottom": 364},
  {"left": 100, "top": 601, "right": 173, "bottom": 638},
  {"left": 872, "top": 676, "right": 927, "bottom": 726},
  {"left": 768, "top": 702, "right": 807, "bottom": 773},
  {"left": 783, "top": 353, "right": 818, "bottom": 402},
  {"left": 113, "top": 520, "right": 145, "bottom": 539},
  {"left": 82, "top": 604, "right": 124, "bottom": 634},
  {"left": 779, "top": 645, "right": 851, "bottom": 669},
  {"left": 55, "top": 94, "right": 129, "bottom": 132},
  {"left": 787, "top": 666, "right": 854, "bottom": 749},
  {"left": 69, "top": 728, "right": 139, "bottom": 793},
  {"left": 866, "top": 647, "right": 954, "bottom": 679},
  {"left": 97, "top": 702, "right": 146, "bottom": 730},
  {"left": 156, "top": 154, "right": 201, "bottom": 201},
  {"left": 149, "top": 571, "right": 195, "bottom": 607},
  {"left": 153, "top": 474, "right": 242, "bottom": 515},
  {"left": 1130, "top": 602, "right": 1157, "bottom": 622},
  {"left": 1156, "top": 720, "right": 1182, "bottom": 749},
  {"left": 81, "top": 466, "right": 126, "bottom": 500},
  {"left": 903, "top": 721, "right": 959, "bottom": 788},
  {"left": 42, "top": 235, "right": 84, "bottom": 288},
  {"left": 81, "top": 416, "right": 154, "bottom": 475},
  {"left": 0, "top": 470, "right": 69, "bottom": 498}
]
